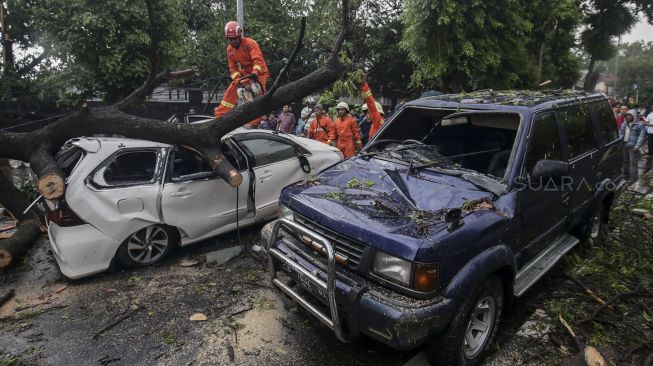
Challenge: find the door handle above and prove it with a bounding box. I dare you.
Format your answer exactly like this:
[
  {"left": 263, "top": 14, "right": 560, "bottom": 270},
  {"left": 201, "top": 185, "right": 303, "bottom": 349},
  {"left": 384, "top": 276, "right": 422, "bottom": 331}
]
[
  {"left": 259, "top": 172, "right": 272, "bottom": 180},
  {"left": 171, "top": 191, "right": 193, "bottom": 197}
]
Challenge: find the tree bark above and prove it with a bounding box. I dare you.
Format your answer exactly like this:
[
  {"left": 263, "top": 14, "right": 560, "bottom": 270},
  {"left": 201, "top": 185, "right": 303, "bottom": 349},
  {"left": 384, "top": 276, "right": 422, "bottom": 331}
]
[
  {"left": 583, "top": 58, "right": 599, "bottom": 92},
  {"left": 0, "top": 219, "right": 41, "bottom": 268}
]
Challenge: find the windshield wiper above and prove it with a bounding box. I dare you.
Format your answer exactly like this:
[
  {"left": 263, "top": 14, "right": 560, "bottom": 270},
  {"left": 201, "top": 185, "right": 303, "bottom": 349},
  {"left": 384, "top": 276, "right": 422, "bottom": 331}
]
[{"left": 409, "top": 148, "right": 501, "bottom": 172}]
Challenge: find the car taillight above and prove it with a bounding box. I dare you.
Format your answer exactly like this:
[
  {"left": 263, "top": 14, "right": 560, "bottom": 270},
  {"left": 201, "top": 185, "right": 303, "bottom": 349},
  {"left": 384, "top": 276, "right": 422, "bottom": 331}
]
[{"left": 45, "top": 199, "right": 85, "bottom": 227}]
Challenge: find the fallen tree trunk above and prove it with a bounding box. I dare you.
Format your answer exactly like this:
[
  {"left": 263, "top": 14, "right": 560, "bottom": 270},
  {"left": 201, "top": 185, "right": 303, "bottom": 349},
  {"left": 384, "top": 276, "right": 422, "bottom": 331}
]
[
  {"left": 0, "top": 0, "right": 351, "bottom": 199},
  {"left": 0, "top": 219, "right": 41, "bottom": 268}
]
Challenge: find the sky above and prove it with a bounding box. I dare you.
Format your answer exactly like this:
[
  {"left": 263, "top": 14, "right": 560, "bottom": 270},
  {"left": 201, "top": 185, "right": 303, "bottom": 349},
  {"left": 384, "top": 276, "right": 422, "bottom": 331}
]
[{"left": 622, "top": 17, "right": 653, "bottom": 43}]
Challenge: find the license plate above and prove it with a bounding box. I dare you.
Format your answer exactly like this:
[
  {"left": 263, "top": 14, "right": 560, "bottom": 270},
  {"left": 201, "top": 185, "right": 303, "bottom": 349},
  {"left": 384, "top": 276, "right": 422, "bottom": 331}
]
[{"left": 280, "top": 261, "right": 328, "bottom": 303}]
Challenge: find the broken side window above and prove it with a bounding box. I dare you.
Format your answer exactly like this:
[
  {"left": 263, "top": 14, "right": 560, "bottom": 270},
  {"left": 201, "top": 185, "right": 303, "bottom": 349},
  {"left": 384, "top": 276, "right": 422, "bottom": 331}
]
[{"left": 103, "top": 151, "right": 158, "bottom": 185}]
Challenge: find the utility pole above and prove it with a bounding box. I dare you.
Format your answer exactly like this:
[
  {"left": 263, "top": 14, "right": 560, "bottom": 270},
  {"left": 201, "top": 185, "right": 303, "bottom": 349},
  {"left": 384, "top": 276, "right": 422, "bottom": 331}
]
[
  {"left": 237, "top": 0, "right": 244, "bottom": 32},
  {"left": 614, "top": 35, "right": 620, "bottom": 97}
]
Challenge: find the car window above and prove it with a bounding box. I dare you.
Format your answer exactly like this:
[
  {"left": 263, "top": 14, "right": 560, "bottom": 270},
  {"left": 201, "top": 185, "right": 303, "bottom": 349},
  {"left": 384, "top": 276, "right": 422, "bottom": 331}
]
[
  {"left": 238, "top": 138, "right": 297, "bottom": 167},
  {"left": 170, "top": 147, "right": 213, "bottom": 179},
  {"left": 104, "top": 151, "right": 158, "bottom": 185},
  {"left": 590, "top": 101, "right": 619, "bottom": 144},
  {"left": 525, "top": 113, "right": 562, "bottom": 174},
  {"left": 559, "top": 105, "right": 598, "bottom": 160}
]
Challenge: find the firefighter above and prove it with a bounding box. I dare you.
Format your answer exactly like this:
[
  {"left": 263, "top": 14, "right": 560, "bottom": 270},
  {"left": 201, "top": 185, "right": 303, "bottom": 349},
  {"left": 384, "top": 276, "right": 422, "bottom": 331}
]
[
  {"left": 307, "top": 104, "right": 333, "bottom": 144},
  {"left": 359, "top": 73, "right": 384, "bottom": 138},
  {"left": 214, "top": 21, "right": 269, "bottom": 119},
  {"left": 328, "top": 102, "right": 362, "bottom": 159}
]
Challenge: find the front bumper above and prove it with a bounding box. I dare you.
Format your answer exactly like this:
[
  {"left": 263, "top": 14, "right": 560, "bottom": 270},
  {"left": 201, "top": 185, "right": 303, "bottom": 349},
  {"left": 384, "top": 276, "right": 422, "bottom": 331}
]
[
  {"left": 264, "top": 219, "right": 457, "bottom": 350},
  {"left": 48, "top": 222, "right": 122, "bottom": 279}
]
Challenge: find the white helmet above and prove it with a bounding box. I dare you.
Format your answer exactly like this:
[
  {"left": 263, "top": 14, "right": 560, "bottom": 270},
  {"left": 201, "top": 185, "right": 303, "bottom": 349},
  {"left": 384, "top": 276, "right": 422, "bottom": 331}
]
[
  {"left": 361, "top": 104, "right": 368, "bottom": 111},
  {"left": 375, "top": 102, "right": 384, "bottom": 115},
  {"left": 336, "top": 102, "right": 349, "bottom": 111}
]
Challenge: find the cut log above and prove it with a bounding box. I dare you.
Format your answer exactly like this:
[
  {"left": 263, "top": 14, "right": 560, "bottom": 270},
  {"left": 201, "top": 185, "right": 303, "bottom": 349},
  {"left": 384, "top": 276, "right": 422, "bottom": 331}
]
[{"left": 0, "top": 219, "right": 41, "bottom": 268}]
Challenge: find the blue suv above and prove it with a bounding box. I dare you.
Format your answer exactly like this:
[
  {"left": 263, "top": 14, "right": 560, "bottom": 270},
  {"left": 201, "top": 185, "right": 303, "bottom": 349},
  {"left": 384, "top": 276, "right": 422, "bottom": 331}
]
[{"left": 264, "top": 91, "right": 623, "bottom": 365}]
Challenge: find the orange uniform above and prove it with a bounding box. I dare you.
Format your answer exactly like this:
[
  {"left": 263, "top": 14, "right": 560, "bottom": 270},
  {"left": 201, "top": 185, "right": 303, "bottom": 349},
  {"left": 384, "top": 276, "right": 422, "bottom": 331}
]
[
  {"left": 328, "top": 114, "right": 361, "bottom": 159},
  {"left": 214, "top": 37, "right": 269, "bottom": 118},
  {"left": 307, "top": 115, "right": 334, "bottom": 144},
  {"left": 360, "top": 81, "right": 384, "bottom": 138}
]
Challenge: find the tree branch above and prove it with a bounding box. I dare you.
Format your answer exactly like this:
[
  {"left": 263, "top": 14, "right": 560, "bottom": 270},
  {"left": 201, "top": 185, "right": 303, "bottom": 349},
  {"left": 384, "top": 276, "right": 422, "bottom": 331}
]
[
  {"left": 267, "top": 17, "right": 306, "bottom": 95},
  {"left": 16, "top": 48, "right": 50, "bottom": 77},
  {"left": 145, "top": 0, "right": 160, "bottom": 79}
]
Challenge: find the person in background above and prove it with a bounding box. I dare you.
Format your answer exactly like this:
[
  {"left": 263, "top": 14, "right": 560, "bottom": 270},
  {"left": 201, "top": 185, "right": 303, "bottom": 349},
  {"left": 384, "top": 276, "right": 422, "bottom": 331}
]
[
  {"left": 188, "top": 105, "right": 198, "bottom": 114},
  {"left": 619, "top": 109, "right": 647, "bottom": 182},
  {"left": 645, "top": 101, "right": 653, "bottom": 159},
  {"left": 307, "top": 104, "right": 333, "bottom": 144},
  {"left": 358, "top": 104, "right": 371, "bottom": 145},
  {"left": 259, "top": 114, "right": 273, "bottom": 130},
  {"left": 277, "top": 105, "right": 296, "bottom": 133},
  {"left": 295, "top": 110, "right": 310, "bottom": 137},
  {"left": 611, "top": 102, "right": 621, "bottom": 119},
  {"left": 328, "top": 102, "right": 362, "bottom": 158},
  {"left": 616, "top": 104, "right": 629, "bottom": 129},
  {"left": 359, "top": 73, "right": 385, "bottom": 139}
]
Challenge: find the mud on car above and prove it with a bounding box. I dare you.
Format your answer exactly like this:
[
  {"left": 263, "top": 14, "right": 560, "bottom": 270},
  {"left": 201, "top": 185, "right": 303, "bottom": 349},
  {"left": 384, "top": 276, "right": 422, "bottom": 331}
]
[{"left": 263, "top": 91, "right": 623, "bottom": 365}]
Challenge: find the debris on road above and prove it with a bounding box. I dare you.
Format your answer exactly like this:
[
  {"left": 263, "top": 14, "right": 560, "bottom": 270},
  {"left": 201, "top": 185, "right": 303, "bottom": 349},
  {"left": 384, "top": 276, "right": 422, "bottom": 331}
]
[
  {"left": 0, "top": 219, "right": 41, "bottom": 268},
  {"left": 178, "top": 256, "right": 202, "bottom": 267},
  {"left": 189, "top": 313, "right": 207, "bottom": 321},
  {"left": 205, "top": 246, "right": 243, "bottom": 267},
  {"left": 54, "top": 285, "right": 68, "bottom": 294},
  {"left": 92, "top": 305, "right": 144, "bottom": 340}
]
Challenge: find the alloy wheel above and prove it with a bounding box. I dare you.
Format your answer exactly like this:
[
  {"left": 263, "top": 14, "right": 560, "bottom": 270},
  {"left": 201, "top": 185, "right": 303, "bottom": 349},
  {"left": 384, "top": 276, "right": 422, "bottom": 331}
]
[
  {"left": 126, "top": 226, "right": 170, "bottom": 264},
  {"left": 463, "top": 295, "right": 496, "bottom": 359}
]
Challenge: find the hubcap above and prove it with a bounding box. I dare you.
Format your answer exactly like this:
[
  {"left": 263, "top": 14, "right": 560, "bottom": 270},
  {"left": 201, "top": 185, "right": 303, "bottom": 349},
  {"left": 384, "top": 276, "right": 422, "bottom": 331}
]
[
  {"left": 127, "top": 226, "right": 169, "bottom": 264},
  {"left": 463, "top": 296, "right": 496, "bottom": 359}
]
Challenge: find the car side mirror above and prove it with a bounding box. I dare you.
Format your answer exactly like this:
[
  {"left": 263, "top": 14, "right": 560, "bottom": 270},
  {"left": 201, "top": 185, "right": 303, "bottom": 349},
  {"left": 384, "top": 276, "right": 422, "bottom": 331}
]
[
  {"left": 531, "top": 160, "right": 569, "bottom": 182},
  {"left": 298, "top": 155, "right": 311, "bottom": 174}
]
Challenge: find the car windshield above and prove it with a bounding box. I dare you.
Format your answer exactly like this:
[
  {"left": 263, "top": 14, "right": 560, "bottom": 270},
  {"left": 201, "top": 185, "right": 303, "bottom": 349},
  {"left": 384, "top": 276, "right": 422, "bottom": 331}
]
[{"left": 364, "top": 107, "right": 520, "bottom": 181}]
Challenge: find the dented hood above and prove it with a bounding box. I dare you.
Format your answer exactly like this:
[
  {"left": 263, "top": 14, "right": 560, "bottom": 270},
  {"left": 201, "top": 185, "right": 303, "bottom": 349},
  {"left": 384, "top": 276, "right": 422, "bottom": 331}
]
[{"left": 282, "top": 157, "right": 502, "bottom": 260}]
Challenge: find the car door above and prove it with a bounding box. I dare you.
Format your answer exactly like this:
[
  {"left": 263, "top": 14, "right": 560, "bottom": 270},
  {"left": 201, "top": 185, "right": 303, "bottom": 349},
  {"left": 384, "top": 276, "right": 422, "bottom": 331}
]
[
  {"left": 557, "top": 105, "right": 601, "bottom": 228},
  {"left": 160, "top": 144, "right": 251, "bottom": 242},
  {"left": 72, "top": 148, "right": 166, "bottom": 242},
  {"left": 235, "top": 135, "right": 308, "bottom": 220},
  {"left": 517, "top": 112, "right": 569, "bottom": 264}
]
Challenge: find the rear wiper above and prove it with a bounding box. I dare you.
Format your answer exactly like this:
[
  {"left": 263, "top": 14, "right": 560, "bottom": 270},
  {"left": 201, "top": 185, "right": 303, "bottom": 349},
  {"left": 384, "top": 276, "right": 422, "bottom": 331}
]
[{"left": 409, "top": 148, "right": 501, "bottom": 173}]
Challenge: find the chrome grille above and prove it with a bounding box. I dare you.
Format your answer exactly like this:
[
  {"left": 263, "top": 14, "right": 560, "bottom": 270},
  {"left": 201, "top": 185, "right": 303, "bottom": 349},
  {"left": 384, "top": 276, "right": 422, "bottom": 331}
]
[{"left": 294, "top": 214, "right": 366, "bottom": 268}]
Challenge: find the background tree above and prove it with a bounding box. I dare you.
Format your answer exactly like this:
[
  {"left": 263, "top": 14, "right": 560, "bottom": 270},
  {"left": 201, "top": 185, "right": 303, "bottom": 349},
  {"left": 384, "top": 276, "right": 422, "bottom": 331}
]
[
  {"left": 581, "top": 0, "right": 653, "bottom": 91},
  {"left": 400, "top": 0, "right": 585, "bottom": 93}
]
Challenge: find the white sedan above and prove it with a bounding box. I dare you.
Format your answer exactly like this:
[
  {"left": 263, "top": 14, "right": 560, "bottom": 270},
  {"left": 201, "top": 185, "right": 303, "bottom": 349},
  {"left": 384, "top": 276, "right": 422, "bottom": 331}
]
[{"left": 45, "top": 128, "right": 343, "bottom": 279}]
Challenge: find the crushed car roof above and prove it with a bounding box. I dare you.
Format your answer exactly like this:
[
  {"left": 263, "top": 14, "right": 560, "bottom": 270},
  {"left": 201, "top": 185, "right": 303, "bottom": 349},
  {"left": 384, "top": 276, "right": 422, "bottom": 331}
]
[{"left": 407, "top": 90, "right": 607, "bottom": 112}]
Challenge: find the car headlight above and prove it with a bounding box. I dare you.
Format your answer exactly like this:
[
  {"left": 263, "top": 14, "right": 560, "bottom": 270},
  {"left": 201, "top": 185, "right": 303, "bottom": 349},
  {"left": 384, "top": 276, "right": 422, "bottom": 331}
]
[
  {"left": 278, "top": 204, "right": 294, "bottom": 221},
  {"left": 372, "top": 251, "right": 411, "bottom": 286}
]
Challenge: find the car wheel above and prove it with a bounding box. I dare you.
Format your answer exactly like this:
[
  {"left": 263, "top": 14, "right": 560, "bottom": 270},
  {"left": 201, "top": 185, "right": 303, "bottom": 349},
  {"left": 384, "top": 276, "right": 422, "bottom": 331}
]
[
  {"left": 429, "top": 276, "right": 503, "bottom": 366},
  {"left": 117, "top": 225, "right": 178, "bottom": 267}
]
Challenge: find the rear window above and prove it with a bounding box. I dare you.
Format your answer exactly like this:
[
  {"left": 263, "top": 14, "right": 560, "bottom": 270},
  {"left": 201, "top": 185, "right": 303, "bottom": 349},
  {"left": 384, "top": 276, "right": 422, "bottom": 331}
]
[
  {"left": 103, "top": 151, "right": 158, "bottom": 185},
  {"left": 558, "top": 105, "right": 599, "bottom": 160},
  {"left": 55, "top": 145, "right": 85, "bottom": 177},
  {"left": 590, "top": 101, "right": 619, "bottom": 144}
]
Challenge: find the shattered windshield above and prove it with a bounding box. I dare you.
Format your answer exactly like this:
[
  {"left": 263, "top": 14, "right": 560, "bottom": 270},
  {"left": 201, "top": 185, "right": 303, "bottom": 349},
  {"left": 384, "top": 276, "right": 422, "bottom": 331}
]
[{"left": 364, "top": 107, "right": 520, "bottom": 184}]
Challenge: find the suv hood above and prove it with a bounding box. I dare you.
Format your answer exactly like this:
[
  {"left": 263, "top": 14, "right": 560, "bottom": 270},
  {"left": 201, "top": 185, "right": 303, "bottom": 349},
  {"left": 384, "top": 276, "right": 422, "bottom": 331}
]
[{"left": 282, "top": 157, "right": 505, "bottom": 260}]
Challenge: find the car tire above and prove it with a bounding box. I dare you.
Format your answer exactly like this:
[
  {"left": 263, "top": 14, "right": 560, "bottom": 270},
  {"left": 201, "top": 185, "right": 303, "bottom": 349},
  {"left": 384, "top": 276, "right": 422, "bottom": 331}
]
[
  {"left": 428, "top": 276, "right": 503, "bottom": 366},
  {"left": 117, "top": 224, "right": 178, "bottom": 268}
]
